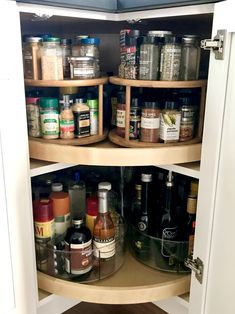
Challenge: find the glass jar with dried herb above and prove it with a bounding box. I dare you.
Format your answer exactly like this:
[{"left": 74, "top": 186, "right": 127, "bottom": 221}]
[{"left": 140, "top": 101, "right": 161, "bottom": 143}]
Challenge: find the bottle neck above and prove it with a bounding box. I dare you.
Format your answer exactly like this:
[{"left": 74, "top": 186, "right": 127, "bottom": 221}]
[{"left": 98, "top": 189, "right": 108, "bottom": 214}]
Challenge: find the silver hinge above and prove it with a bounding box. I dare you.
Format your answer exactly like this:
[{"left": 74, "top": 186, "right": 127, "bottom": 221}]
[
  {"left": 201, "top": 29, "right": 226, "bottom": 60},
  {"left": 185, "top": 256, "right": 204, "bottom": 284}
]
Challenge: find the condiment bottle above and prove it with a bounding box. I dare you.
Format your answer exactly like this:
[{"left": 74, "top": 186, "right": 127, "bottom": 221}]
[
  {"left": 40, "top": 97, "right": 59, "bottom": 139},
  {"left": 26, "top": 97, "right": 41, "bottom": 137},
  {"left": 23, "top": 36, "right": 42, "bottom": 80},
  {"left": 140, "top": 101, "right": 161, "bottom": 143},
  {"left": 59, "top": 95, "right": 75, "bottom": 139},
  {"left": 93, "top": 189, "right": 115, "bottom": 259},
  {"left": 41, "top": 37, "right": 63, "bottom": 80},
  {"left": 68, "top": 171, "right": 86, "bottom": 220},
  {"left": 64, "top": 218, "right": 92, "bottom": 275},
  {"left": 72, "top": 98, "right": 90, "bottom": 138},
  {"left": 160, "top": 36, "right": 182, "bottom": 81},
  {"left": 86, "top": 195, "right": 98, "bottom": 235},
  {"left": 50, "top": 183, "right": 71, "bottom": 236},
  {"left": 160, "top": 94, "right": 181, "bottom": 143}
]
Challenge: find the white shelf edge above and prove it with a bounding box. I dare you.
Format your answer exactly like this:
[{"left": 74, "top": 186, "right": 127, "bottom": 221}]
[
  {"left": 157, "top": 162, "right": 200, "bottom": 179},
  {"left": 153, "top": 295, "right": 189, "bottom": 314},
  {"left": 38, "top": 294, "right": 79, "bottom": 314},
  {"left": 30, "top": 160, "right": 76, "bottom": 177}
]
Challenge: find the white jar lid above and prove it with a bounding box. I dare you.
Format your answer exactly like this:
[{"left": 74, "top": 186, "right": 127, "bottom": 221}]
[
  {"left": 98, "top": 181, "right": 112, "bottom": 191},
  {"left": 51, "top": 182, "right": 63, "bottom": 192}
]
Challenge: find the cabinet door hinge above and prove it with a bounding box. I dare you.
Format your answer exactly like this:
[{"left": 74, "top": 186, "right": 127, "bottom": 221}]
[
  {"left": 185, "top": 256, "right": 204, "bottom": 284},
  {"left": 201, "top": 29, "right": 226, "bottom": 60}
]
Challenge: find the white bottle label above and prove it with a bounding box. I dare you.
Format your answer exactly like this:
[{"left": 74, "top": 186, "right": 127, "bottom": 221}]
[
  {"left": 93, "top": 237, "right": 115, "bottom": 259},
  {"left": 160, "top": 112, "right": 181, "bottom": 141}
]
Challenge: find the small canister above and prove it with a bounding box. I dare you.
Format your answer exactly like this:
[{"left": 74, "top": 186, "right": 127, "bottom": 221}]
[
  {"left": 60, "top": 38, "right": 72, "bottom": 78},
  {"left": 40, "top": 97, "right": 59, "bottom": 139},
  {"left": 23, "top": 36, "right": 42, "bottom": 80},
  {"left": 116, "top": 90, "right": 126, "bottom": 138},
  {"left": 26, "top": 97, "right": 41, "bottom": 137},
  {"left": 68, "top": 57, "right": 99, "bottom": 79},
  {"left": 179, "top": 117, "right": 194, "bottom": 142}
]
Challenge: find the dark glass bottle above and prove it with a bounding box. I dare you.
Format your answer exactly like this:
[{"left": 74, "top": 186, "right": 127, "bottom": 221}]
[
  {"left": 160, "top": 171, "right": 179, "bottom": 263},
  {"left": 131, "top": 184, "right": 142, "bottom": 227},
  {"left": 64, "top": 218, "right": 92, "bottom": 275}
]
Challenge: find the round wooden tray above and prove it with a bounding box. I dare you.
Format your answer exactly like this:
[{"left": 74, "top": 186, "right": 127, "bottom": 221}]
[
  {"left": 30, "top": 130, "right": 108, "bottom": 146},
  {"left": 108, "top": 129, "right": 201, "bottom": 148},
  {"left": 25, "top": 77, "right": 108, "bottom": 87}
]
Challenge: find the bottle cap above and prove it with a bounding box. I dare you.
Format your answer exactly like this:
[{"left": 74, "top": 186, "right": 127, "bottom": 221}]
[
  {"left": 148, "top": 30, "right": 172, "bottom": 37},
  {"left": 98, "top": 182, "right": 112, "bottom": 191},
  {"left": 135, "top": 184, "right": 142, "bottom": 191},
  {"left": 40, "top": 97, "right": 58, "bottom": 109},
  {"left": 25, "top": 36, "right": 42, "bottom": 43},
  {"left": 80, "top": 37, "right": 100, "bottom": 45},
  {"left": 74, "top": 171, "right": 80, "bottom": 182},
  {"left": 141, "top": 173, "right": 152, "bottom": 182},
  {"left": 166, "top": 171, "right": 174, "bottom": 187},
  {"left": 182, "top": 35, "right": 200, "bottom": 45},
  {"left": 51, "top": 183, "right": 63, "bottom": 192},
  {"left": 44, "top": 37, "right": 60, "bottom": 43},
  {"left": 72, "top": 218, "right": 83, "bottom": 226},
  {"left": 33, "top": 199, "right": 54, "bottom": 222},
  {"left": 50, "top": 191, "right": 70, "bottom": 216},
  {"left": 26, "top": 97, "right": 39, "bottom": 104}
]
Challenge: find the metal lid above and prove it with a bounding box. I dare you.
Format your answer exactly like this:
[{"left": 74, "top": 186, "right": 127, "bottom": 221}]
[
  {"left": 181, "top": 117, "right": 194, "bottom": 123},
  {"left": 25, "top": 36, "right": 42, "bottom": 43},
  {"left": 164, "top": 35, "right": 182, "bottom": 44},
  {"left": 141, "top": 173, "right": 152, "bottom": 182},
  {"left": 148, "top": 30, "right": 172, "bottom": 37},
  {"left": 182, "top": 35, "right": 200, "bottom": 45},
  {"left": 140, "top": 36, "right": 164, "bottom": 45},
  {"left": 68, "top": 56, "right": 95, "bottom": 62},
  {"left": 72, "top": 218, "right": 83, "bottom": 225},
  {"left": 98, "top": 182, "right": 112, "bottom": 191},
  {"left": 43, "top": 37, "right": 60, "bottom": 43},
  {"left": 142, "top": 101, "right": 160, "bottom": 109}
]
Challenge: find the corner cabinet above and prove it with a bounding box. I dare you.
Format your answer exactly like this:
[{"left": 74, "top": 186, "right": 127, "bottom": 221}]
[{"left": 1, "top": 1, "right": 235, "bottom": 314}]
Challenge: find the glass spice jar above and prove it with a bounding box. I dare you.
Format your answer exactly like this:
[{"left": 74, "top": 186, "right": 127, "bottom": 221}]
[
  {"left": 72, "top": 35, "right": 89, "bottom": 57},
  {"left": 116, "top": 91, "right": 126, "bottom": 138},
  {"left": 160, "top": 36, "right": 182, "bottom": 81},
  {"left": 26, "top": 97, "right": 41, "bottom": 138},
  {"left": 79, "top": 37, "right": 100, "bottom": 59},
  {"left": 68, "top": 57, "right": 99, "bottom": 79},
  {"left": 129, "top": 97, "right": 141, "bottom": 139},
  {"left": 40, "top": 97, "right": 59, "bottom": 139},
  {"left": 23, "top": 36, "right": 42, "bottom": 80},
  {"left": 140, "top": 101, "right": 161, "bottom": 143},
  {"left": 60, "top": 38, "right": 72, "bottom": 79}
]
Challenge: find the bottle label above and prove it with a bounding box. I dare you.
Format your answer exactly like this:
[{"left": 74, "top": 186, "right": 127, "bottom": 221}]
[
  {"left": 26, "top": 103, "right": 41, "bottom": 137},
  {"left": 73, "top": 111, "right": 90, "bottom": 137},
  {"left": 64, "top": 240, "right": 92, "bottom": 275},
  {"left": 90, "top": 109, "right": 98, "bottom": 135},
  {"left": 54, "top": 212, "right": 71, "bottom": 235},
  {"left": 160, "top": 112, "right": 181, "bottom": 141},
  {"left": 34, "top": 219, "right": 55, "bottom": 241},
  {"left": 93, "top": 237, "right": 115, "bottom": 259},
  {"left": 161, "top": 226, "right": 178, "bottom": 258},
  {"left": 116, "top": 109, "right": 126, "bottom": 127},
  {"left": 137, "top": 214, "right": 148, "bottom": 232},
  {"left": 141, "top": 116, "right": 160, "bottom": 129},
  {"left": 41, "top": 112, "right": 59, "bottom": 135},
  {"left": 60, "top": 118, "right": 75, "bottom": 132}
]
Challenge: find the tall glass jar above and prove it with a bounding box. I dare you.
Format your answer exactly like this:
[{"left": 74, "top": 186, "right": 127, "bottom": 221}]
[
  {"left": 160, "top": 36, "right": 182, "bottom": 81},
  {"left": 41, "top": 37, "right": 63, "bottom": 80},
  {"left": 23, "top": 36, "right": 42, "bottom": 80},
  {"left": 140, "top": 101, "right": 161, "bottom": 143},
  {"left": 179, "top": 35, "right": 201, "bottom": 80}
]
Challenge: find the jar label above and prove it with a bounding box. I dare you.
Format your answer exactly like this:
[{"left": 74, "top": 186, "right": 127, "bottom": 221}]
[
  {"left": 55, "top": 212, "right": 71, "bottom": 235},
  {"left": 41, "top": 113, "right": 59, "bottom": 135},
  {"left": 90, "top": 110, "right": 98, "bottom": 135},
  {"left": 141, "top": 117, "right": 160, "bottom": 129},
  {"left": 93, "top": 237, "right": 115, "bottom": 259},
  {"left": 60, "top": 119, "right": 75, "bottom": 132},
  {"left": 160, "top": 112, "right": 181, "bottom": 141},
  {"left": 116, "top": 109, "right": 126, "bottom": 127},
  {"left": 34, "top": 220, "right": 55, "bottom": 240},
  {"left": 26, "top": 104, "right": 41, "bottom": 137}
]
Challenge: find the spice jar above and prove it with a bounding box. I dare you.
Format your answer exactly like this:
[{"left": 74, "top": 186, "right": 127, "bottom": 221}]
[
  {"left": 60, "top": 38, "right": 72, "bottom": 78},
  {"left": 40, "top": 97, "right": 59, "bottom": 139},
  {"left": 179, "top": 117, "right": 194, "bottom": 142},
  {"left": 80, "top": 37, "right": 100, "bottom": 59},
  {"left": 130, "top": 97, "right": 141, "bottom": 139},
  {"left": 139, "top": 36, "right": 163, "bottom": 80},
  {"left": 179, "top": 35, "right": 201, "bottom": 80},
  {"left": 26, "top": 97, "right": 41, "bottom": 137},
  {"left": 160, "top": 36, "right": 182, "bottom": 81},
  {"left": 59, "top": 95, "right": 75, "bottom": 139},
  {"left": 140, "top": 101, "right": 161, "bottom": 143},
  {"left": 68, "top": 57, "right": 99, "bottom": 79},
  {"left": 72, "top": 35, "right": 89, "bottom": 57},
  {"left": 116, "top": 90, "right": 126, "bottom": 137},
  {"left": 72, "top": 98, "right": 90, "bottom": 138},
  {"left": 41, "top": 37, "right": 63, "bottom": 80},
  {"left": 23, "top": 36, "right": 42, "bottom": 80}
]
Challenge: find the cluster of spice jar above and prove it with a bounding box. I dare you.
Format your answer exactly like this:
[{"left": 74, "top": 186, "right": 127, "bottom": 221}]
[
  {"left": 22, "top": 34, "right": 100, "bottom": 80},
  {"left": 119, "top": 29, "right": 201, "bottom": 81},
  {"left": 113, "top": 88, "right": 199, "bottom": 143},
  {"left": 25, "top": 86, "right": 99, "bottom": 139}
]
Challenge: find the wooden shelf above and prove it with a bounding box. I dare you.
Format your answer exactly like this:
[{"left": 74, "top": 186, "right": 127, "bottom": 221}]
[
  {"left": 38, "top": 250, "right": 190, "bottom": 304},
  {"left": 25, "top": 77, "right": 108, "bottom": 87},
  {"left": 109, "top": 76, "right": 207, "bottom": 89},
  {"left": 29, "top": 138, "right": 201, "bottom": 166}
]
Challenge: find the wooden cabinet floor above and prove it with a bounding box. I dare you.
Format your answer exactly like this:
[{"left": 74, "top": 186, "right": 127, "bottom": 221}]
[{"left": 63, "top": 302, "right": 167, "bottom": 314}]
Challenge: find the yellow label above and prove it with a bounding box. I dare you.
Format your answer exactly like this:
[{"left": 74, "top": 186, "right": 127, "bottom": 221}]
[{"left": 34, "top": 220, "right": 55, "bottom": 239}]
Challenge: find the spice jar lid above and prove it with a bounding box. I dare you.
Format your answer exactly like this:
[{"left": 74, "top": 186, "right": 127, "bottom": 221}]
[
  {"left": 33, "top": 199, "right": 54, "bottom": 222},
  {"left": 40, "top": 97, "right": 59, "bottom": 109},
  {"left": 182, "top": 35, "right": 200, "bottom": 45},
  {"left": 26, "top": 97, "right": 39, "bottom": 103},
  {"left": 181, "top": 117, "right": 194, "bottom": 123},
  {"left": 24, "top": 36, "right": 42, "bottom": 43},
  {"left": 164, "top": 35, "right": 182, "bottom": 44},
  {"left": 43, "top": 37, "right": 60, "bottom": 42},
  {"left": 60, "top": 38, "right": 72, "bottom": 45},
  {"left": 51, "top": 183, "right": 63, "bottom": 192},
  {"left": 80, "top": 37, "right": 100, "bottom": 45},
  {"left": 148, "top": 30, "right": 172, "bottom": 37},
  {"left": 141, "top": 173, "right": 152, "bottom": 182}
]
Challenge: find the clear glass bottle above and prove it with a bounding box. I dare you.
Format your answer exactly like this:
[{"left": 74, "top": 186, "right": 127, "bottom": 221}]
[
  {"left": 160, "top": 36, "right": 182, "bottom": 81},
  {"left": 93, "top": 189, "right": 115, "bottom": 259},
  {"left": 131, "top": 184, "right": 142, "bottom": 227},
  {"left": 41, "top": 37, "right": 63, "bottom": 80},
  {"left": 59, "top": 95, "right": 74, "bottom": 139},
  {"left": 23, "top": 36, "right": 42, "bottom": 80},
  {"left": 179, "top": 35, "right": 201, "bottom": 80},
  {"left": 64, "top": 218, "right": 92, "bottom": 275},
  {"left": 68, "top": 171, "right": 86, "bottom": 220}
]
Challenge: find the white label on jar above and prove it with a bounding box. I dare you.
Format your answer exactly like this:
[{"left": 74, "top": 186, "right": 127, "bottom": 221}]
[
  {"left": 54, "top": 212, "right": 71, "bottom": 235},
  {"left": 160, "top": 112, "right": 181, "bottom": 141},
  {"left": 73, "top": 68, "right": 94, "bottom": 76},
  {"left": 93, "top": 237, "right": 115, "bottom": 259},
  {"left": 90, "top": 109, "right": 98, "bottom": 135},
  {"left": 141, "top": 117, "right": 160, "bottom": 129},
  {"left": 41, "top": 113, "right": 59, "bottom": 135},
  {"left": 26, "top": 104, "right": 41, "bottom": 137},
  {"left": 116, "top": 109, "right": 125, "bottom": 127}
]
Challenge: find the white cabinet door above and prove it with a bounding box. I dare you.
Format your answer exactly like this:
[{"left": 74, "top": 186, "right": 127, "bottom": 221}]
[{"left": 189, "top": 1, "right": 235, "bottom": 313}]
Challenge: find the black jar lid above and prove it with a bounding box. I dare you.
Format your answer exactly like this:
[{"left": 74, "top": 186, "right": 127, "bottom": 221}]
[{"left": 164, "top": 35, "right": 182, "bottom": 44}]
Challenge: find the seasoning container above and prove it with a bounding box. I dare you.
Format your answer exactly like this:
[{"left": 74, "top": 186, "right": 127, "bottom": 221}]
[
  {"left": 140, "top": 101, "right": 161, "bottom": 143},
  {"left": 129, "top": 97, "right": 141, "bottom": 139},
  {"left": 80, "top": 37, "right": 100, "bottom": 59},
  {"left": 72, "top": 35, "right": 89, "bottom": 57},
  {"left": 40, "top": 97, "right": 59, "bottom": 139},
  {"left": 72, "top": 98, "right": 90, "bottom": 138},
  {"left": 26, "top": 97, "right": 41, "bottom": 137},
  {"left": 160, "top": 36, "right": 182, "bottom": 81},
  {"left": 180, "top": 35, "right": 200, "bottom": 81},
  {"left": 86, "top": 195, "right": 98, "bottom": 235},
  {"left": 41, "top": 37, "right": 63, "bottom": 80},
  {"left": 139, "top": 36, "right": 163, "bottom": 80},
  {"left": 68, "top": 57, "right": 98, "bottom": 79},
  {"left": 23, "top": 36, "right": 42, "bottom": 80},
  {"left": 60, "top": 38, "right": 72, "bottom": 78},
  {"left": 179, "top": 117, "right": 194, "bottom": 142},
  {"left": 87, "top": 97, "right": 98, "bottom": 135},
  {"left": 50, "top": 183, "right": 71, "bottom": 236},
  {"left": 116, "top": 90, "right": 126, "bottom": 137},
  {"left": 59, "top": 95, "right": 74, "bottom": 139},
  {"left": 64, "top": 218, "right": 92, "bottom": 275},
  {"left": 160, "top": 95, "right": 181, "bottom": 143}
]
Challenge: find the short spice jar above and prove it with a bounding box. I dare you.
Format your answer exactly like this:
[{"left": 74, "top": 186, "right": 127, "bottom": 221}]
[
  {"left": 72, "top": 98, "right": 90, "bottom": 138},
  {"left": 26, "top": 97, "right": 41, "bottom": 137},
  {"left": 140, "top": 101, "right": 161, "bottom": 143},
  {"left": 40, "top": 97, "right": 59, "bottom": 139},
  {"left": 68, "top": 57, "right": 98, "bottom": 79},
  {"left": 179, "top": 117, "right": 194, "bottom": 142}
]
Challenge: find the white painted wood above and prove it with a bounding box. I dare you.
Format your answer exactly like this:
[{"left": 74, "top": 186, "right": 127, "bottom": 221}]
[
  {"left": 203, "top": 32, "right": 235, "bottom": 314},
  {"left": 30, "top": 160, "right": 76, "bottom": 177},
  {"left": 153, "top": 296, "right": 189, "bottom": 314},
  {"left": 188, "top": 1, "right": 234, "bottom": 313},
  {"left": 38, "top": 295, "right": 79, "bottom": 314},
  {"left": 158, "top": 162, "right": 200, "bottom": 179},
  {"left": 0, "top": 1, "right": 38, "bottom": 313}
]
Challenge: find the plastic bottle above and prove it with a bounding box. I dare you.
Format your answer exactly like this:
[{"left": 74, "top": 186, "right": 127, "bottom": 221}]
[{"left": 68, "top": 171, "right": 86, "bottom": 220}]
